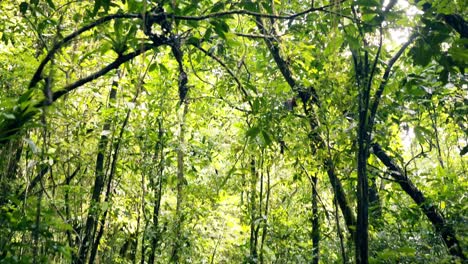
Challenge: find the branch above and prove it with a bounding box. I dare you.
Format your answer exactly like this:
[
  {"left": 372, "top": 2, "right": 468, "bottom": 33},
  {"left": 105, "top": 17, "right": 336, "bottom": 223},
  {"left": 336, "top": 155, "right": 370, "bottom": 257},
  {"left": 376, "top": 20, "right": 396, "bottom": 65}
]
[
  {"left": 173, "top": 1, "right": 346, "bottom": 21},
  {"left": 368, "top": 33, "right": 418, "bottom": 129},
  {"left": 191, "top": 43, "right": 251, "bottom": 103},
  {"left": 371, "top": 142, "right": 466, "bottom": 260},
  {"left": 34, "top": 43, "right": 156, "bottom": 107},
  {"left": 234, "top": 32, "right": 277, "bottom": 39},
  {"left": 29, "top": 13, "right": 140, "bottom": 89},
  {"left": 383, "top": 0, "right": 398, "bottom": 13}
]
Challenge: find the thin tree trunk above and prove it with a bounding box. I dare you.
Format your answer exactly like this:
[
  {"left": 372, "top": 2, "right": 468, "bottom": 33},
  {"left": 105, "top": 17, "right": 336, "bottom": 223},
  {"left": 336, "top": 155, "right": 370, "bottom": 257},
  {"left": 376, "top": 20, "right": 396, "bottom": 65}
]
[
  {"left": 335, "top": 196, "right": 347, "bottom": 264},
  {"left": 368, "top": 177, "right": 382, "bottom": 219},
  {"left": 170, "top": 103, "right": 188, "bottom": 263},
  {"left": 356, "top": 116, "right": 369, "bottom": 264},
  {"left": 75, "top": 82, "right": 117, "bottom": 264},
  {"left": 259, "top": 165, "right": 271, "bottom": 264},
  {"left": 310, "top": 175, "right": 320, "bottom": 264},
  {"left": 372, "top": 142, "right": 466, "bottom": 260},
  {"left": 249, "top": 158, "right": 258, "bottom": 263},
  {"left": 148, "top": 118, "right": 165, "bottom": 264},
  {"left": 89, "top": 80, "right": 138, "bottom": 263},
  {"left": 255, "top": 16, "right": 357, "bottom": 239},
  {"left": 429, "top": 103, "right": 445, "bottom": 168}
]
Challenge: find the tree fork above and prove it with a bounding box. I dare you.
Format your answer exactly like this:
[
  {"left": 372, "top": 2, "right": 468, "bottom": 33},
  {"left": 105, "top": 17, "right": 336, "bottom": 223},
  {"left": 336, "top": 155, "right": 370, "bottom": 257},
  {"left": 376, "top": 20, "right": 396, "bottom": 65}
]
[{"left": 255, "top": 16, "right": 356, "bottom": 238}]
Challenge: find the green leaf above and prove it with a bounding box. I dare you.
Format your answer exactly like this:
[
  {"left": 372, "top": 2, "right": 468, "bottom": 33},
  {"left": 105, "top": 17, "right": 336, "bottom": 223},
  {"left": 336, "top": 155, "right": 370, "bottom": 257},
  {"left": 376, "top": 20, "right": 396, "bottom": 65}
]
[
  {"left": 24, "top": 138, "right": 39, "bottom": 154},
  {"left": 148, "top": 63, "right": 158, "bottom": 72},
  {"left": 261, "top": 2, "right": 273, "bottom": 13},
  {"left": 410, "top": 43, "right": 432, "bottom": 66},
  {"left": 186, "top": 37, "right": 200, "bottom": 46},
  {"left": 242, "top": 1, "right": 259, "bottom": 12},
  {"left": 211, "top": 2, "right": 224, "bottom": 13},
  {"left": 261, "top": 130, "right": 272, "bottom": 145},
  {"left": 448, "top": 46, "right": 468, "bottom": 63},
  {"left": 211, "top": 20, "right": 230, "bottom": 39},
  {"left": 2, "top": 113, "right": 15, "bottom": 120},
  {"left": 45, "top": 0, "right": 56, "bottom": 10},
  {"left": 356, "top": 0, "right": 380, "bottom": 7},
  {"left": 92, "top": 0, "right": 101, "bottom": 15},
  {"left": 246, "top": 126, "right": 260, "bottom": 138}
]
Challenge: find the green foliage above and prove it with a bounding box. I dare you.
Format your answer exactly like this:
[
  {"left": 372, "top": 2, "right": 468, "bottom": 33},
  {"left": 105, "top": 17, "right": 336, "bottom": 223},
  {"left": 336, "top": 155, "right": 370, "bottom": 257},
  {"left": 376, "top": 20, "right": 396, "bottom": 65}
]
[{"left": 0, "top": 0, "right": 466, "bottom": 263}]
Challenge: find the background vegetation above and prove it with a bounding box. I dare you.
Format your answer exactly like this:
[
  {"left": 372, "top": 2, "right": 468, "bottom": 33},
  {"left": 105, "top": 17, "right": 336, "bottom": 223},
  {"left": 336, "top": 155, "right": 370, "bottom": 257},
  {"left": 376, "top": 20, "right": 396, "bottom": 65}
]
[{"left": 0, "top": 0, "right": 466, "bottom": 263}]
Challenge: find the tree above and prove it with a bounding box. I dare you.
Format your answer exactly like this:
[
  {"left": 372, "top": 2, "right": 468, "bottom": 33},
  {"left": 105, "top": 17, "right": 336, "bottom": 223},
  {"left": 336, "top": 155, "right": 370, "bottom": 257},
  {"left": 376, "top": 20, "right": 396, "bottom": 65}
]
[{"left": 0, "top": 0, "right": 466, "bottom": 263}]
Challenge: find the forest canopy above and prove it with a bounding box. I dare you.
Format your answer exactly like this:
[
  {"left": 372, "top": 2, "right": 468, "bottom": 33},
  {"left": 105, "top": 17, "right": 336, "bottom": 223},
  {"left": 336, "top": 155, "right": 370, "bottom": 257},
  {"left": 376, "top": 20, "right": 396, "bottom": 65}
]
[{"left": 0, "top": 0, "right": 466, "bottom": 263}]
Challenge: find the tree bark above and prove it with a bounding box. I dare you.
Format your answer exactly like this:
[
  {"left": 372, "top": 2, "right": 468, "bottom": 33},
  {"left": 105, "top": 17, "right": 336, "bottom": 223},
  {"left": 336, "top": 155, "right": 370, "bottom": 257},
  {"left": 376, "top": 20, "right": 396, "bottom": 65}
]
[
  {"left": 255, "top": 16, "right": 356, "bottom": 239},
  {"left": 75, "top": 82, "right": 117, "bottom": 264},
  {"left": 148, "top": 118, "right": 165, "bottom": 264},
  {"left": 371, "top": 142, "right": 466, "bottom": 260},
  {"left": 249, "top": 158, "right": 259, "bottom": 263},
  {"left": 170, "top": 103, "right": 188, "bottom": 263},
  {"left": 311, "top": 175, "right": 320, "bottom": 264}
]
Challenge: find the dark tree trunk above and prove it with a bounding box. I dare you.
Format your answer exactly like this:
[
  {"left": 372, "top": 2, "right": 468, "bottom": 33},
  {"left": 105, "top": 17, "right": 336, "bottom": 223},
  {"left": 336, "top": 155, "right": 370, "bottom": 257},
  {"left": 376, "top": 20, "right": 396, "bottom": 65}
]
[
  {"left": 325, "top": 158, "right": 357, "bottom": 238},
  {"left": 311, "top": 175, "right": 320, "bottom": 264},
  {"left": 372, "top": 143, "right": 466, "bottom": 260},
  {"left": 75, "top": 83, "right": 117, "bottom": 264},
  {"left": 249, "top": 158, "right": 258, "bottom": 263},
  {"left": 170, "top": 103, "right": 188, "bottom": 263},
  {"left": 255, "top": 16, "right": 357, "bottom": 240},
  {"left": 148, "top": 119, "right": 165, "bottom": 264},
  {"left": 356, "top": 133, "right": 369, "bottom": 264},
  {"left": 259, "top": 165, "right": 271, "bottom": 264}
]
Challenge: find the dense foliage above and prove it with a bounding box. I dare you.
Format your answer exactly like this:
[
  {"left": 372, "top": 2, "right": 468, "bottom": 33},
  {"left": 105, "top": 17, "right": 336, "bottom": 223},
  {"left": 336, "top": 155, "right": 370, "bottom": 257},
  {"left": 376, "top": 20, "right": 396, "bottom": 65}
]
[{"left": 0, "top": 0, "right": 466, "bottom": 263}]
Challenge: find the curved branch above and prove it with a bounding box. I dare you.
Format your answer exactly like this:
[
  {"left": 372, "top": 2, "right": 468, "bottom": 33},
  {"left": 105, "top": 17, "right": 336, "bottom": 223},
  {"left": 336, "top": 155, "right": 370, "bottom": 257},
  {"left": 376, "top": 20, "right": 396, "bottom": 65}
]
[
  {"left": 173, "top": 1, "right": 346, "bottom": 21},
  {"left": 371, "top": 142, "right": 466, "bottom": 260},
  {"left": 191, "top": 43, "right": 251, "bottom": 104},
  {"left": 29, "top": 13, "right": 141, "bottom": 89},
  {"left": 36, "top": 43, "right": 156, "bottom": 107},
  {"left": 368, "top": 33, "right": 418, "bottom": 130}
]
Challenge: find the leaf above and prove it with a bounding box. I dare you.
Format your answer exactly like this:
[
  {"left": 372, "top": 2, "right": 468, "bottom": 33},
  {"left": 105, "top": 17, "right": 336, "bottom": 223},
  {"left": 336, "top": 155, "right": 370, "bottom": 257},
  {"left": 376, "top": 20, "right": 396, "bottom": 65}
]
[
  {"left": 24, "top": 138, "right": 39, "bottom": 154},
  {"left": 448, "top": 46, "right": 468, "bottom": 63},
  {"left": 356, "top": 0, "right": 380, "bottom": 7},
  {"left": 460, "top": 145, "right": 468, "bottom": 156},
  {"left": 186, "top": 36, "right": 200, "bottom": 46},
  {"left": 204, "top": 27, "right": 213, "bottom": 41},
  {"left": 148, "top": 63, "right": 158, "bottom": 72},
  {"left": 414, "top": 126, "right": 432, "bottom": 144},
  {"left": 440, "top": 201, "right": 446, "bottom": 209},
  {"left": 211, "top": 20, "right": 230, "bottom": 39},
  {"left": 252, "top": 98, "right": 260, "bottom": 113},
  {"left": 92, "top": 0, "right": 101, "bottom": 15},
  {"left": 211, "top": 2, "right": 224, "bottom": 13},
  {"left": 261, "top": 2, "right": 272, "bottom": 13},
  {"left": 246, "top": 126, "right": 260, "bottom": 138},
  {"left": 242, "top": 1, "right": 259, "bottom": 12},
  {"left": 45, "top": 0, "right": 56, "bottom": 10},
  {"left": 2, "top": 113, "right": 15, "bottom": 120},
  {"left": 410, "top": 43, "right": 432, "bottom": 66},
  {"left": 261, "top": 130, "right": 272, "bottom": 145}
]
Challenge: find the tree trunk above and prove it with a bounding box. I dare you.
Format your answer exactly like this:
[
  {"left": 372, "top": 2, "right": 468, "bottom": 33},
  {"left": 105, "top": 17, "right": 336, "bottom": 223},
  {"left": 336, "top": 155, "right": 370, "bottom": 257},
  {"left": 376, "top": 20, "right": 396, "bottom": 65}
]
[
  {"left": 356, "top": 111, "right": 369, "bottom": 264},
  {"left": 75, "top": 82, "right": 117, "bottom": 264},
  {"left": 149, "top": 118, "right": 165, "bottom": 264},
  {"left": 249, "top": 158, "right": 259, "bottom": 263},
  {"left": 170, "top": 103, "right": 188, "bottom": 263},
  {"left": 259, "top": 165, "right": 271, "bottom": 264},
  {"left": 255, "top": 16, "right": 357, "bottom": 240},
  {"left": 311, "top": 175, "right": 320, "bottom": 264},
  {"left": 372, "top": 142, "right": 466, "bottom": 260}
]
